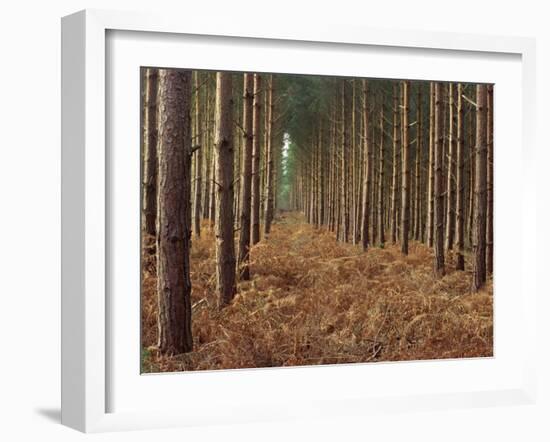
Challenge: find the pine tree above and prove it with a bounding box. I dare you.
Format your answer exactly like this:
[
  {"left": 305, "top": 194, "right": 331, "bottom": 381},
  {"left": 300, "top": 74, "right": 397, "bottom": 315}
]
[
  {"left": 193, "top": 72, "right": 203, "bottom": 237},
  {"left": 142, "top": 67, "right": 158, "bottom": 237},
  {"left": 360, "top": 79, "right": 371, "bottom": 250},
  {"left": 237, "top": 73, "right": 254, "bottom": 280},
  {"left": 486, "top": 85, "right": 494, "bottom": 275},
  {"left": 400, "top": 81, "right": 410, "bottom": 255},
  {"left": 377, "top": 106, "right": 385, "bottom": 246},
  {"left": 390, "top": 83, "right": 400, "bottom": 244},
  {"left": 426, "top": 83, "right": 435, "bottom": 247},
  {"left": 214, "top": 72, "right": 237, "bottom": 307},
  {"left": 455, "top": 83, "right": 465, "bottom": 270},
  {"left": 264, "top": 75, "right": 276, "bottom": 235},
  {"left": 445, "top": 84, "right": 456, "bottom": 250},
  {"left": 433, "top": 82, "right": 445, "bottom": 276},
  {"left": 251, "top": 74, "right": 262, "bottom": 245},
  {"left": 156, "top": 69, "right": 193, "bottom": 355},
  {"left": 472, "top": 84, "right": 488, "bottom": 291}
]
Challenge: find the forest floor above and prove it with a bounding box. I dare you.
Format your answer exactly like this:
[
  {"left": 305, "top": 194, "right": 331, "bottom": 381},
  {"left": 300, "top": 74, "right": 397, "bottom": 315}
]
[{"left": 141, "top": 212, "right": 493, "bottom": 373}]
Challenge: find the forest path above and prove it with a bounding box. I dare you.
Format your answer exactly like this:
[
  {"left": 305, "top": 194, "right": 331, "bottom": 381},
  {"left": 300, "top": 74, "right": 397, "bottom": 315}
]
[{"left": 141, "top": 211, "right": 493, "bottom": 372}]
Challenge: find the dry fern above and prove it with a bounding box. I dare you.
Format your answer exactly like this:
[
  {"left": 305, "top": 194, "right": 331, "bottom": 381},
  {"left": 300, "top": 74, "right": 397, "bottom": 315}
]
[{"left": 141, "top": 213, "right": 493, "bottom": 373}]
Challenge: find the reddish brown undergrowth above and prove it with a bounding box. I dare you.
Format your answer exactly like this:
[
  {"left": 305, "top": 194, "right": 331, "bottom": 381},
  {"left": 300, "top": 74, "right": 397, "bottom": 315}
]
[{"left": 141, "top": 212, "right": 493, "bottom": 372}]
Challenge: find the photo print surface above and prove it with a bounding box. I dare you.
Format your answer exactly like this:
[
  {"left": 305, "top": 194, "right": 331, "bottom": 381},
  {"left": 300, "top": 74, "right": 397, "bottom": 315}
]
[{"left": 140, "top": 68, "right": 493, "bottom": 373}]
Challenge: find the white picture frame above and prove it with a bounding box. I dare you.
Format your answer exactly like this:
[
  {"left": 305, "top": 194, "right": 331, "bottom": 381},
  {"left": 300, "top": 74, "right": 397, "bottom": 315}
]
[{"left": 61, "top": 9, "right": 537, "bottom": 433}]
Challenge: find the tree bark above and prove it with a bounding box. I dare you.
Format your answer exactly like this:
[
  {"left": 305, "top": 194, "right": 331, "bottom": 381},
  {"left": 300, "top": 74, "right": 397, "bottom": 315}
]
[
  {"left": 400, "top": 81, "right": 410, "bottom": 255},
  {"left": 486, "top": 85, "right": 494, "bottom": 275},
  {"left": 472, "top": 84, "right": 488, "bottom": 291},
  {"left": 390, "top": 84, "right": 400, "bottom": 244},
  {"left": 264, "top": 75, "right": 275, "bottom": 235},
  {"left": 142, "top": 68, "right": 158, "bottom": 237},
  {"left": 426, "top": 83, "right": 435, "bottom": 247},
  {"left": 467, "top": 105, "right": 475, "bottom": 247},
  {"left": 193, "top": 72, "right": 203, "bottom": 237},
  {"left": 209, "top": 78, "right": 217, "bottom": 226},
  {"left": 237, "top": 74, "right": 254, "bottom": 280},
  {"left": 445, "top": 84, "right": 456, "bottom": 250},
  {"left": 341, "top": 80, "right": 350, "bottom": 242},
  {"left": 414, "top": 85, "right": 422, "bottom": 241},
  {"left": 202, "top": 77, "right": 211, "bottom": 220},
  {"left": 455, "top": 83, "right": 465, "bottom": 270},
  {"left": 433, "top": 82, "right": 446, "bottom": 276},
  {"left": 377, "top": 106, "right": 385, "bottom": 246},
  {"left": 251, "top": 74, "right": 262, "bottom": 244},
  {"left": 214, "top": 72, "right": 237, "bottom": 307},
  {"left": 351, "top": 80, "right": 358, "bottom": 244},
  {"left": 360, "top": 79, "right": 371, "bottom": 250},
  {"left": 156, "top": 69, "right": 193, "bottom": 355}
]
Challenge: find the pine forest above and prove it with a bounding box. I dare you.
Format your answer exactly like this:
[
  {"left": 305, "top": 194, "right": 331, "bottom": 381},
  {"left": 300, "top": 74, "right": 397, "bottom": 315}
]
[{"left": 141, "top": 68, "right": 493, "bottom": 372}]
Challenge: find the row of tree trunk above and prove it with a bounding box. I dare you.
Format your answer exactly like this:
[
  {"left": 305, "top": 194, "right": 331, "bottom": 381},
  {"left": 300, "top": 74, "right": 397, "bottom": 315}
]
[
  {"left": 141, "top": 68, "right": 281, "bottom": 354},
  {"left": 141, "top": 68, "right": 494, "bottom": 356},
  {"left": 288, "top": 79, "right": 493, "bottom": 292}
]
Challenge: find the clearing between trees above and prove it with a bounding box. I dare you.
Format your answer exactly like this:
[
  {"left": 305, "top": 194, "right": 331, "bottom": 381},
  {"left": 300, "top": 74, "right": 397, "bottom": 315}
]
[{"left": 141, "top": 212, "right": 492, "bottom": 372}]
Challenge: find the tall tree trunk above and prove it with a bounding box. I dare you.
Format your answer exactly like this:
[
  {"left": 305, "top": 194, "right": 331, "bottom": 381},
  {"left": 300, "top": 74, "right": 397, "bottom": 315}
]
[
  {"left": 455, "top": 83, "right": 465, "bottom": 270},
  {"left": 414, "top": 85, "right": 422, "bottom": 241},
  {"left": 142, "top": 68, "right": 158, "bottom": 238},
  {"left": 156, "top": 69, "right": 193, "bottom": 355},
  {"left": 433, "top": 82, "right": 446, "bottom": 276},
  {"left": 400, "top": 81, "right": 410, "bottom": 255},
  {"left": 341, "top": 80, "right": 350, "bottom": 242},
  {"left": 445, "top": 84, "right": 456, "bottom": 250},
  {"left": 237, "top": 74, "right": 254, "bottom": 280},
  {"left": 426, "top": 83, "right": 435, "bottom": 247},
  {"left": 264, "top": 75, "right": 275, "bottom": 235},
  {"left": 377, "top": 106, "right": 385, "bottom": 246},
  {"left": 202, "top": 77, "right": 211, "bottom": 220},
  {"left": 318, "top": 123, "right": 325, "bottom": 227},
  {"left": 251, "top": 74, "right": 262, "bottom": 244},
  {"left": 351, "top": 80, "right": 358, "bottom": 243},
  {"left": 214, "top": 72, "right": 237, "bottom": 307},
  {"left": 360, "top": 79, "right": 371, "bottom": 250},
  {"left": 371, "top": 116, "right": 377, "bottom": 246},
  {"left": 233, "top": 85, "right": 242, "bottom": 228},
  {"left": 193, "top": 73, "right": 203, "bottom": 237},
  {"left": 486, "top": 85, "right": 494, "bottom": 275},
  {"left": 472, "top": 84, "right": 488, "bottom": 291},
  {"left": 390, "top": 84, "right": 400, "bottom": 243},
  {"left": 468, "top": 106, "right": 475, "bottom": 247},
  {"left": 331, "top": 103, "right": 338, "bottom": 233},
  {"left": 209, "top": 97, "right": 217, "bottom": 226}
]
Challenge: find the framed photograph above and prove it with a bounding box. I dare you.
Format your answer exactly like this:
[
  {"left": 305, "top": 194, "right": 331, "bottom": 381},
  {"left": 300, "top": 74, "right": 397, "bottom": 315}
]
[{"left": 61, "top": 9, "right": 537, "bottom": 433}]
